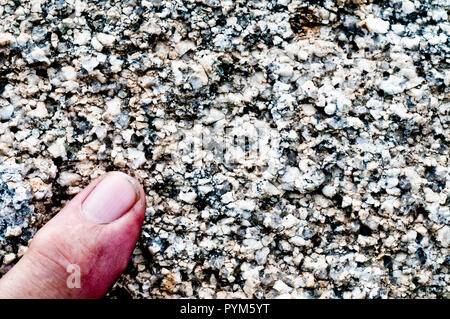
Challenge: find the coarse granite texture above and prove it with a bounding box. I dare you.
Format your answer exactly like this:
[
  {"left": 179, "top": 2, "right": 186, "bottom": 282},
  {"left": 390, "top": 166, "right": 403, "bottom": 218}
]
[{"left": 0, "top": 0, "right": 449, "bottom": 298}]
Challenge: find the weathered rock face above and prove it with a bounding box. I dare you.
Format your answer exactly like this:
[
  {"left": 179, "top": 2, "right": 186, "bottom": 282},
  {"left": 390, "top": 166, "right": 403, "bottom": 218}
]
[{"left": 0, "top": 0, "right": 449, "bottom": 298}]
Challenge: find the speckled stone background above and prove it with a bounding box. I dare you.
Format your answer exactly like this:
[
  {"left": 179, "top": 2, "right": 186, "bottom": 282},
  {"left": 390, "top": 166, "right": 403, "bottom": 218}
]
[{"left": 0, "top": 0, "right": 449, "bottom": 298}]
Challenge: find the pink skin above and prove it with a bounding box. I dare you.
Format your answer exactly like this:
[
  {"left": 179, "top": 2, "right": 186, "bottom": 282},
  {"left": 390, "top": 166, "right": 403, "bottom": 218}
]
[{"left": 0, "top": 172, "right": 146, "bottom": 299}]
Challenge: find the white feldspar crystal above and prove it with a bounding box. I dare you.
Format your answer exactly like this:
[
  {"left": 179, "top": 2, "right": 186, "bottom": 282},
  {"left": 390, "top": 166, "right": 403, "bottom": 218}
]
[
  {"left": 221, "top": 191, "right": 234, "bottom": 204},
  {"left": 379, "top": 75, "right": 406, "bottom": 94},
  {"left": 81, "top": 56, "right": 99, "bottom": 73},
  {"left": 213, "top": 33, "right": 232, "bottom": 50},
  {"left": 234, "top": 199, "right": 256, "bottom": 211},
  {"left": 91, "top": 36, "right": 103, "bottom": 51},
  {"left": 105, "top": 98, "right": 122, "bottom": 120},
  {"left": 58, "top": 172, "right": 82, "bottom": 186},
  {"left": 301, "top": 80, "right": 317, "bottom": 97},
  {"left": 96, "top": 33, "right": 116, "bottom": 47},
  {"left": 0, "top": 32, "right": 15, "bottom": 46},
  {"left": 3, "top": 253, "right": 16, "bottom": 265},
  {"left": 179, "top": 191, "right": 197, "bottom": 204},
  {"left": 127, "top": 148, "right": 146, "bottom": 168},
  {"left": 401, "top": 0, "right": 415, "bottom": 14},
  {"left": 261, "top": 181, "right": 280, "bottom": 196},
  {"left": 324, "top": 103, "right": 336, "bottom": 115},
  {"left": 255, "top": 247, "right": 270, "bottom": 264},
  {"left": 436, "top": 226, "right": 449, "bottom": 247},
  {"left": 48, "top": 138, "right": 67, "bottom": 158},
  {"left": 290, "top": 236, "right": 308, "bottom": 247},
  {"left": 74, "top": 30, "right": 91, "bottom": 45},
  {"left": 204, "top": 108, "right": 225, "bottom": 124},
  {"left": 29, "top": 46, "right": 50, "bottom": 64},
  {"left": 0, "top": 104, "right": 14, "bottom": 121},
  {"left": 109, "top": 56, "right": 123, "bottom": 73},
  {"left": 1, "top": 0, "right": 448, "bottom": 299},
  {"left": 322, "top": 184, "right": 337, "bottom": 198},
  {"left": 364, "top": 16, "right": 390, "bottom": 34},
  {"left": 276, "top": 63, "right": 294, "bottom": 78},
  {"left": 281, "top": 214, "right": 299, "bottom": 229},
  {"left": 281, "top": 166, "right": 301, "bottom": 189},
  {"left": 188, "top": 63, "right": 209, "bottom": 89},
  {"left": 61, "top": 66, "right": 77, "bottom": 81},
  {"left": 175, "top": 40, "right": 195, "bottom": 56},
  {"left": 5, "top": 226, "right": 22, "bottom": 238}
]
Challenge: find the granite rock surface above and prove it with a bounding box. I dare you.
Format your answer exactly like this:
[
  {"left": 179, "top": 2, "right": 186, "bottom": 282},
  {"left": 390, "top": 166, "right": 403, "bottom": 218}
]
[{"left": 0, "top": 0, "right": 449, "bottom": 298}]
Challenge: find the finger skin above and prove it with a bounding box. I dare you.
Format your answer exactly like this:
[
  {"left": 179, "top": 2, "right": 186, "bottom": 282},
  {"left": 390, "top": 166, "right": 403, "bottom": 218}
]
[{"left": 0, "top": 172, "right": 146, "bottom": 299}]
